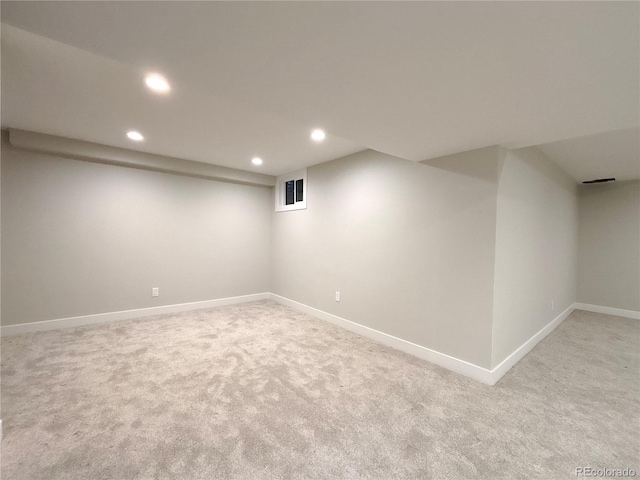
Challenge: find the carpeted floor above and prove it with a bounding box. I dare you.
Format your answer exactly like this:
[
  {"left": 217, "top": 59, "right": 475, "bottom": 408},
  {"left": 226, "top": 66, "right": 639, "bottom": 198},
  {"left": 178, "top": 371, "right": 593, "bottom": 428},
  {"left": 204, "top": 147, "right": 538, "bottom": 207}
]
[{"left": 1, "top": 301, "right": 638, "bottom": 479}]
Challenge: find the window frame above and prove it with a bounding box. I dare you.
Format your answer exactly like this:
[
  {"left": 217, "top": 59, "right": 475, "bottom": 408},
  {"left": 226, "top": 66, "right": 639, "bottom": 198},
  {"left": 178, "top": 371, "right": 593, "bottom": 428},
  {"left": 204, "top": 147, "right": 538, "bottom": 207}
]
[{"left": 275, "top": 168, "right": 307, "bottom": 212}]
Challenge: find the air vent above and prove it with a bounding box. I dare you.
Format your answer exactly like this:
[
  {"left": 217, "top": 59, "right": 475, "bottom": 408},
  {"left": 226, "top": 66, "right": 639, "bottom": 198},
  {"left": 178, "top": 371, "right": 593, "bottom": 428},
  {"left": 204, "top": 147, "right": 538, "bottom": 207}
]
[{"left": 582, "top": 178, "right": 616, "bottom": 184}]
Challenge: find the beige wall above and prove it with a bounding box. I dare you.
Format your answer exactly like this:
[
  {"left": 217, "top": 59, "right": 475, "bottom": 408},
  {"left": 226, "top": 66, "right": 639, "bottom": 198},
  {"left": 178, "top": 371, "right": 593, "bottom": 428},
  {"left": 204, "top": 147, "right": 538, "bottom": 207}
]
[
  {"left": 270, "top": 146, "right": 582, "bottom": 370},
  {"left": 491, "top": 147, "right": 579, "bottom": 367},
  {"left": 1, "top": 138, "right": 272, "bottom": 326},
  {"left": 272, "top": 149, "right": 502, "bottom": 368},
  {"left": 578, "top": 180, "right": 640, "bottom": 311}
]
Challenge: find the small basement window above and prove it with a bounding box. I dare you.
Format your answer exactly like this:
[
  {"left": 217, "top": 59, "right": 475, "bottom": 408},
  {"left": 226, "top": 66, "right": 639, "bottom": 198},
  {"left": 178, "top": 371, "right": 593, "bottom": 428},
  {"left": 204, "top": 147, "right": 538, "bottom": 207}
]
[{"left": 275, "top": 168, "right": 307, "bottom": 212}]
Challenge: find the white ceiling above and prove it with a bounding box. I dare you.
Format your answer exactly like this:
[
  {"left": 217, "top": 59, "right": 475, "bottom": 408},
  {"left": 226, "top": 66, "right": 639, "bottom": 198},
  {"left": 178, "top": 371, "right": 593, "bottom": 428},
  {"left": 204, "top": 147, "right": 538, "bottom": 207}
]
[
  {"left": 1, "top": 1, "right": 638, "bottom": 178},
  {"left": 1, "top": 25, "right": 363, "bottom": 176},
  {"left": 537, "top": 127, "right": 640, "bottom": 183}
]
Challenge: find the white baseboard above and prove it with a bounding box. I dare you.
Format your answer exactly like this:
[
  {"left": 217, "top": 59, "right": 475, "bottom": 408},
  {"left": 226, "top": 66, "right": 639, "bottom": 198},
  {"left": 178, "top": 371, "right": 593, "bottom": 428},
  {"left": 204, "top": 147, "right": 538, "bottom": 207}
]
[
  {"left": 490, "top": 303, "right": 576, "bottom": 384},
  {"left": 270, "top": 294, "right": 580, "bottom": 386},
  {"left": 269, "top": 293, "right": 496, "bottom": 385},
  {"left": 574, "top": 303, "right": 640, "bottom": 320},
  {"left": 1, "top": 293, "right": 270, "bottom": 337},
  {"left": 1, "top": 293, "right": 583, "bottom": 387}
]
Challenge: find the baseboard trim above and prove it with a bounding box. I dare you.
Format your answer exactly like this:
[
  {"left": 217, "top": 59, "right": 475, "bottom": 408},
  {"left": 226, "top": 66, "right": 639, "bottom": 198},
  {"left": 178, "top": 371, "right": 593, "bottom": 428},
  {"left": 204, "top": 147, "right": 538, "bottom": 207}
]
[
  {"left": 1, "top": 293, "right": 582, "bottom": 386},
  {"left": 490, "top": 303, "right": 576, "bottom": 384},
  {"left": 574, "top": 303, "right": 640, "bottom": 320},
  {"left": 269, "top": 294, "right": 580, "bottom": 386},
  {"left": 1, "top": 293, "right": 270, "bottom": 336},
  {"left": 269, "top": 293, "right": 496, "bottom": 385}
]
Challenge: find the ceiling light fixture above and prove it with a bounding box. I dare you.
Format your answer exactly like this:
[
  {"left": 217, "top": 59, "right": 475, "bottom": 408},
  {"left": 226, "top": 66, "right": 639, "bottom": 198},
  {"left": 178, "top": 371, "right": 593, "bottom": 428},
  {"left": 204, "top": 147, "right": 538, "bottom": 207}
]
[
  {"left": 144, "top": 73, "right": 171, "bottom": 94},
  {"left": 252, "top": 157, "right": 263, "bottom": 166},
  {"left": 126, "top": 130, "right": 144, "bottom": 141},
  {"left": 311, "top": 129, "right": 326, "bottom": 142}
]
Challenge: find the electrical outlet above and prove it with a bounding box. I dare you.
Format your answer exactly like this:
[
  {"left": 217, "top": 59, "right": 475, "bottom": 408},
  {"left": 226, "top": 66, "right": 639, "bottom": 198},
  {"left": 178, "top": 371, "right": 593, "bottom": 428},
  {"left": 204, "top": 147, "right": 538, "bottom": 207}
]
[
  {"left": 152, "top": 287, "right": 159, "bottom": 297},
  {"left": 335, "top": 291, "right": 341, "bottom": 302}
]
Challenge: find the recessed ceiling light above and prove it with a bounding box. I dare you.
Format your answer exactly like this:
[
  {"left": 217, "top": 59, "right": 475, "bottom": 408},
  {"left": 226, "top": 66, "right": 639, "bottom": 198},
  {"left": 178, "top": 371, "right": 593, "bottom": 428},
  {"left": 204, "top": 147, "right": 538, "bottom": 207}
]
[
  {"left": 126, "top": 130, "right": 144, "bottom": 141},
  {"left": 144, "top": 73, "right": 171, "bottom": 94},
  {"left": 252, "top": 157, "right": 263, "bottom": 166},
  {"left": 311, "top": 129, "right": 326, "bottom": 142}
]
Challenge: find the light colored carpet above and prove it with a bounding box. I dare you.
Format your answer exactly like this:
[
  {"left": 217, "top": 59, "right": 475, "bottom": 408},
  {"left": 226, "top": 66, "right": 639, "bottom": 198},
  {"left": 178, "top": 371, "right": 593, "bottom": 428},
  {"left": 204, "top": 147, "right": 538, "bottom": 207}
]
[{"left": 1, "top": 301, "right": 638, "bottom": 479}]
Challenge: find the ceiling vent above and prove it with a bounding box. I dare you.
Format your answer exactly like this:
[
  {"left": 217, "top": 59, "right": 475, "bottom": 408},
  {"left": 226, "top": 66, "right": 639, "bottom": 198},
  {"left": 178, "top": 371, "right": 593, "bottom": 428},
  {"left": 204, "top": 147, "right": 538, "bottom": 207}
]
[{"left": 582, "top": 178, "right": 616, "bottom": 184}]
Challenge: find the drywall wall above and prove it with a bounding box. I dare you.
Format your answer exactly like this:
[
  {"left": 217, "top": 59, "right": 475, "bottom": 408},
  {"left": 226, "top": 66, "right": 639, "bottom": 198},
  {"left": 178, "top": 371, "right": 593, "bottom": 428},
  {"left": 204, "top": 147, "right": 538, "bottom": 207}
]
[
  {"left": 1, "top": 135, "right": 272, "bottom": 326},
  {"left": 272, "top": 148, "right": 503, "bottom": 368},
  {"left": 492, "top": 147, "right": 579, "bottom": 368},
  {"left": 577, "top": 180, "right": 640, "bottom": 311},
  {"left": 8, "top": 129, "right": 275, "bottom": 187}
]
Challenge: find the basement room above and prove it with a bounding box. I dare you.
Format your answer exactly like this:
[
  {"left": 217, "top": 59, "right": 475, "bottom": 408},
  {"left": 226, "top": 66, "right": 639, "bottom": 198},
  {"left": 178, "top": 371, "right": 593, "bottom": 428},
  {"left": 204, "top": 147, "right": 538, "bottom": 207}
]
[{"left": 0, "top": 2, "right": 638, "bottom": 479}]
